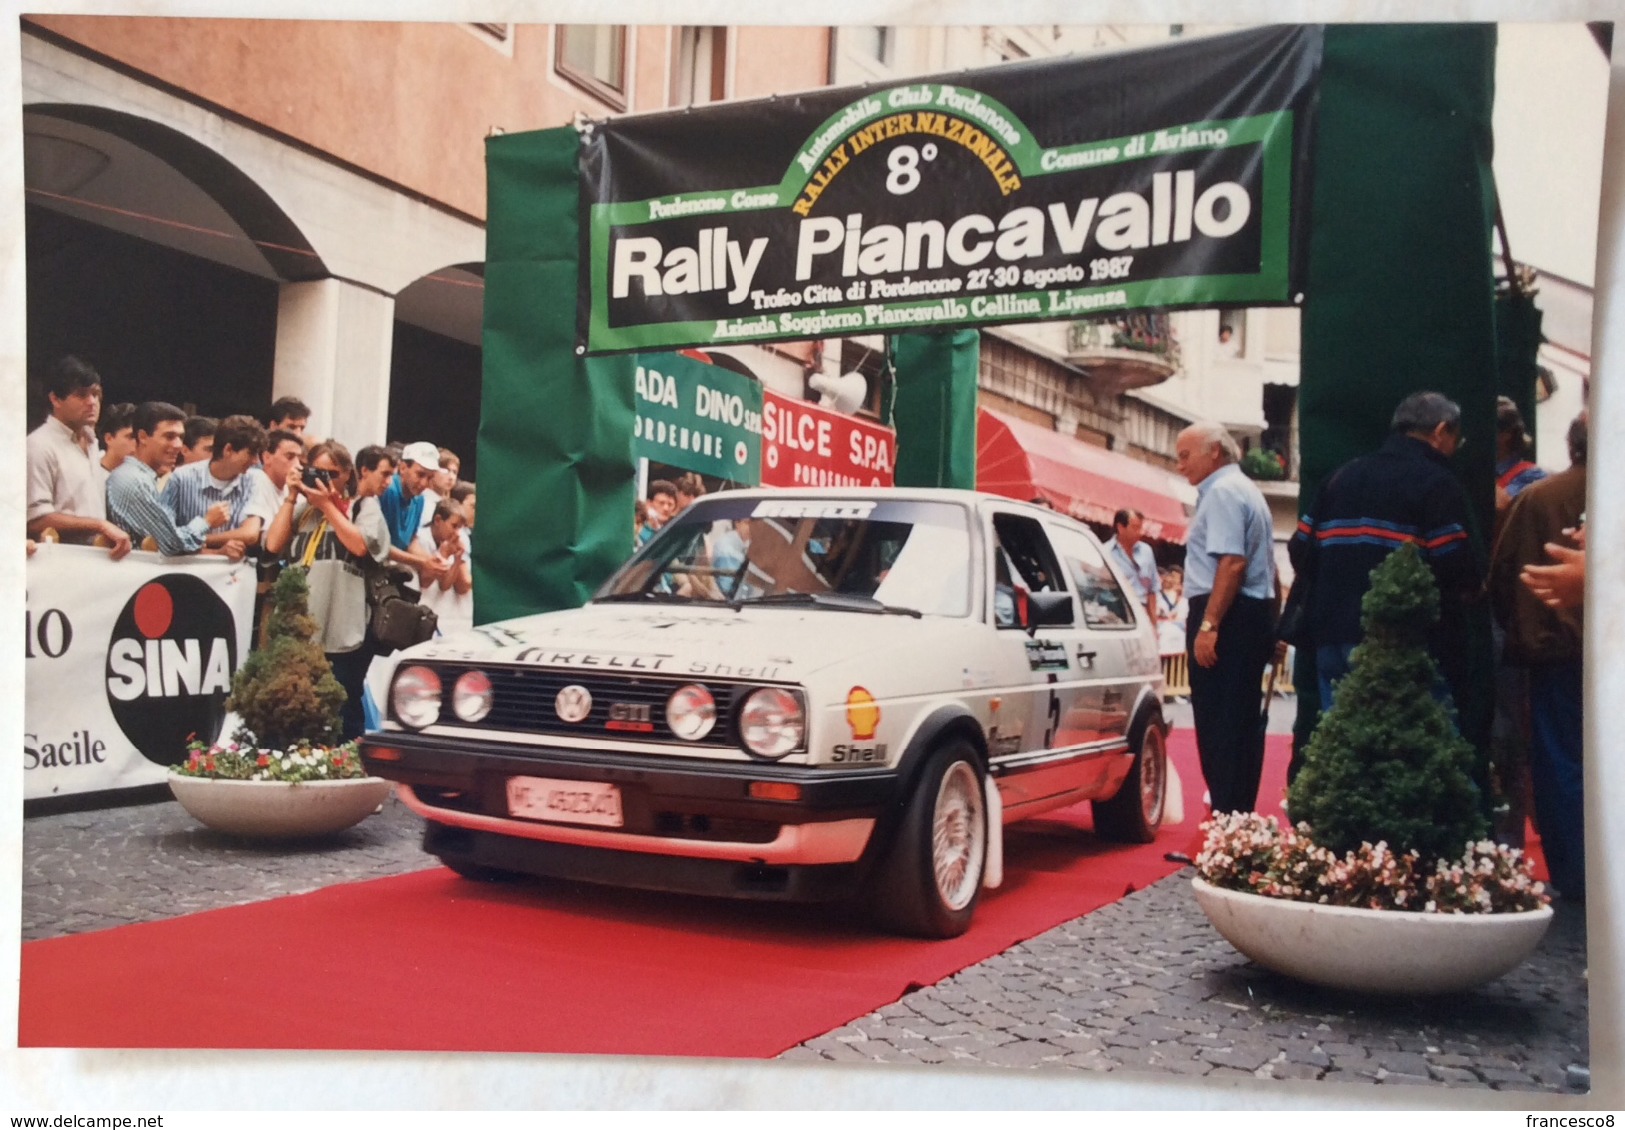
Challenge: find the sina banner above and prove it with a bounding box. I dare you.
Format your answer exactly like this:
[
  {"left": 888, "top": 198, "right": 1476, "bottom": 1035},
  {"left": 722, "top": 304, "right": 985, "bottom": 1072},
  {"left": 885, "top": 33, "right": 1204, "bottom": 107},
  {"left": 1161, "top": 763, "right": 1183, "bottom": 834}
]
[
  {"left": 580, "top": 25, "right": 1322, "bottom": 354},
  {"left": 24, "top": 545, "right": 255, "bottom": 801}
]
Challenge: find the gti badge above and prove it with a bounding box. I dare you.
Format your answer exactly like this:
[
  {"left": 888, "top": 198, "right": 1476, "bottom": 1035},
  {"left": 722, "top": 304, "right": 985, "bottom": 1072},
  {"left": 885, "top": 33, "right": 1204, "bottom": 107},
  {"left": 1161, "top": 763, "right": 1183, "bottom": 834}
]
[
  {"left": 606, "top": 701, "right": 655, "bottom": 732},
  {"left": 555, "top": 684, "right": 593, "bottom": 723}
]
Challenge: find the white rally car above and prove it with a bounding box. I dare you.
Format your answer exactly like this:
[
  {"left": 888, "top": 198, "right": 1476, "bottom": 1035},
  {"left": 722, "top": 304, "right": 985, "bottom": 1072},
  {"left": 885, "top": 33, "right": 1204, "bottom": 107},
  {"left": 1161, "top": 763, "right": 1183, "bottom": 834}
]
[{"left": 361, "top": 488, "right": 1168, "bottom": 937}]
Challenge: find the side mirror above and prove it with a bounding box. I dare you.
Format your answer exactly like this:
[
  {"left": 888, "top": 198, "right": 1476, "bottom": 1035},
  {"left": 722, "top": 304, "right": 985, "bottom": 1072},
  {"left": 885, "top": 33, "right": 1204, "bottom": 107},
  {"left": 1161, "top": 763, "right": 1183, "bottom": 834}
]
[{"left": 1028, "top": 591, "right": 1075, "bottom": 630}]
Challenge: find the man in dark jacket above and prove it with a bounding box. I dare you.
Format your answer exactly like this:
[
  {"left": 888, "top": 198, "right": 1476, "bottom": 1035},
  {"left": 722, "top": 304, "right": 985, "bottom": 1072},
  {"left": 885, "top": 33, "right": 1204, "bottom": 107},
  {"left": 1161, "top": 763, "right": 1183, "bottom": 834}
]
[
  {"left": 1288, "top": 391, "right": 1482, "bottom": 716},
  {"left": 1490, "top": 412, "right": 1586, "bottom": 899}
]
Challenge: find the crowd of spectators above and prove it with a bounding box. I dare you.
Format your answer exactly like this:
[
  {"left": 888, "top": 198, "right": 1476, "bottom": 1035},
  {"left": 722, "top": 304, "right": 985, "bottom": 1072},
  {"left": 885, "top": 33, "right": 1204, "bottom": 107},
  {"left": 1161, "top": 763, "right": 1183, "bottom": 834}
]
[{"left": 25, "top": 354, "right": 478, "bottom": 739}]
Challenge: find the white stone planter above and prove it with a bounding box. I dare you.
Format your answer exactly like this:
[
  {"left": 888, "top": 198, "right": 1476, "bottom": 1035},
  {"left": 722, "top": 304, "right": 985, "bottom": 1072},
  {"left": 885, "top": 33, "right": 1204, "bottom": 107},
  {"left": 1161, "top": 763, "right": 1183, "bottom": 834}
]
[
  {"left": 168, "top": 771, "right": 393, "bottom": 839},
  {"left": 1192, "top": 876, "right": 1554, "bottom": 994}
]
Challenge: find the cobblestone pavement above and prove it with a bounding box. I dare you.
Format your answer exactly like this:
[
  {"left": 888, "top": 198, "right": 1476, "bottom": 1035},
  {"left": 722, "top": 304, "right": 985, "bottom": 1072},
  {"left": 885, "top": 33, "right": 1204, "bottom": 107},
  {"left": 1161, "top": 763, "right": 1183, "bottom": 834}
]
[
  {"left": 21, "top": 791, "right": 434, "bottom": 942},
  {"left": 785, "top": 874, "right": 1589, "bottom": 1094}
]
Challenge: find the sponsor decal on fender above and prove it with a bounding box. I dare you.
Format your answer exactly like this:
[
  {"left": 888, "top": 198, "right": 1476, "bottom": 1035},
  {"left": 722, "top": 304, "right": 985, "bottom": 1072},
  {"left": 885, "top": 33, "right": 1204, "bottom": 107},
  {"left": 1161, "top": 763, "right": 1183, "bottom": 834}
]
[
  {"left": 846, "top": 686, "right": 880, "bottom": 739},
  {"left": 832, "top": 742, "right": 888, "bottom": 764},
  {"left": 104, "top": 575, "right": 238, "bottom": 765}
]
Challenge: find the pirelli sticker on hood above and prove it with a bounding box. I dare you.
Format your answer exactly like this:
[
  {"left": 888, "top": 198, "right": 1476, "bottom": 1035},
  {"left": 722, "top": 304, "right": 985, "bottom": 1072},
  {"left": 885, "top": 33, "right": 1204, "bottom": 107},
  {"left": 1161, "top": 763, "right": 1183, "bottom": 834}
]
[{"left": 579, "top": 26, "right": 1322, "bottom": 353}]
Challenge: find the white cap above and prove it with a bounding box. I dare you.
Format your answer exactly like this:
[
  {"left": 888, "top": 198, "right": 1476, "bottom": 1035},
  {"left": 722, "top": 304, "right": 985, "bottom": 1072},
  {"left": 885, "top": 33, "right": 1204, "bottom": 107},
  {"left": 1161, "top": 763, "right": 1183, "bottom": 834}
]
[{"left": 401, "top": 441, "right": 440, "bottom": 468}]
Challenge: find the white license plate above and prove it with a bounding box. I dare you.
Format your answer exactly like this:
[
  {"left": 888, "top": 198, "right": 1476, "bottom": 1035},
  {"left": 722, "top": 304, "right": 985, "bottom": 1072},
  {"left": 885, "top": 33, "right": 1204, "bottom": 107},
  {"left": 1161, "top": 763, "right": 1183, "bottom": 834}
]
[{"left": 506, "top": 776, "right": 623, "bottom": 828}]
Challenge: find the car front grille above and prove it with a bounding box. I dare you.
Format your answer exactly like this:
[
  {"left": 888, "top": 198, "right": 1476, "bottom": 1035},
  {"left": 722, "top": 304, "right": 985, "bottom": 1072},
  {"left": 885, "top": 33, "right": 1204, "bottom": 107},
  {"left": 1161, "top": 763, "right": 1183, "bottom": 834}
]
[{"left": 435, "top": 663, "right": 740, "bottom": 746}]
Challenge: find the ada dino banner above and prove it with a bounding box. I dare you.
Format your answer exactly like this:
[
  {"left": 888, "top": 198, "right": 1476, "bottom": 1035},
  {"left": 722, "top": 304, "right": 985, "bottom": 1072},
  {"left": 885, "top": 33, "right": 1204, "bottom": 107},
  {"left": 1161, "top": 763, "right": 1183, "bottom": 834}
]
[
  {"left": 580, "top": 25, "right": 1322, "bottom": 354},
  {"left": 24, "top": 544, "right": 255, "bottom": 801},
  {"left": 633, "top": 351, "right": 763, "bottom": 482}
]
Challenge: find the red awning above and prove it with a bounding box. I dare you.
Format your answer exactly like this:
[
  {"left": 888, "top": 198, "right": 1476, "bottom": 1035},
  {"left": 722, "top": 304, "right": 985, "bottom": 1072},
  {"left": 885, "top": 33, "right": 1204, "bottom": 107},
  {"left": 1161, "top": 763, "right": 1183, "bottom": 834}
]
[{"left": 976, "top": 408, "right": 1196, "bottom": 543}]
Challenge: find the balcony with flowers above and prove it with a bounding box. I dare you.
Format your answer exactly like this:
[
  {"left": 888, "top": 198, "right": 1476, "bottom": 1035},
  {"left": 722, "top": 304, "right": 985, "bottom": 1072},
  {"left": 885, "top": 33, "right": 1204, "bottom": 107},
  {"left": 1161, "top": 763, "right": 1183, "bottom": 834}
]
[{"left": 1065, "top": 311, "right": 1182, "bottom": 393}]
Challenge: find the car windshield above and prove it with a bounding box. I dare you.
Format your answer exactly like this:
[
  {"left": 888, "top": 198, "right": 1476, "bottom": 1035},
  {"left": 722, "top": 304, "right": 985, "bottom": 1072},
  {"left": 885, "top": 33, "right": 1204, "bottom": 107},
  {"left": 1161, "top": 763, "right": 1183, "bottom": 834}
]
[{"left": 599, "top": 497, "right": 974, "bottom": 618}]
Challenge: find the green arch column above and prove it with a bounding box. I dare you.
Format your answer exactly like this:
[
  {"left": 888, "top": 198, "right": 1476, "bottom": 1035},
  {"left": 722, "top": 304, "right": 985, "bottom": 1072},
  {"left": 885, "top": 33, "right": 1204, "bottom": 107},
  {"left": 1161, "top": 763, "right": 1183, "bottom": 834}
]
[
  {"left": 1296, "top": 24, "right": 1500, "bottom": 780},
  {"left": 889, "top": 329, "right": 981, "bottom": 490},
  {"left": 476, "top": 126, "right": 637, "bottom": 623}
]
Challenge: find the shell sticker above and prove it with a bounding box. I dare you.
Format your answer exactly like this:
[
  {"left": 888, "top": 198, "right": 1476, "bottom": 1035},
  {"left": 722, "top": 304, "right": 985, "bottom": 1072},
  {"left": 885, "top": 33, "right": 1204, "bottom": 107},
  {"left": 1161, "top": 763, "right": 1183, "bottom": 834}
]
[{"left": 846, "top": 686, "right": 880, "bottom": 740}]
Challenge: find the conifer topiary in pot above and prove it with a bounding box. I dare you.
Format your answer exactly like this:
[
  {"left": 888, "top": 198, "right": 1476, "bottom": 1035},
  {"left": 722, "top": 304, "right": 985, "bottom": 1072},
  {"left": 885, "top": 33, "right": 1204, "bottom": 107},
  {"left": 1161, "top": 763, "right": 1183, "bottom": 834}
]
[
  {"left": 1192, "top": 544, "right": 1552, "bottom": 994},
  {"left": 167, "top": 567, "right": 391, "bottom": 838}
]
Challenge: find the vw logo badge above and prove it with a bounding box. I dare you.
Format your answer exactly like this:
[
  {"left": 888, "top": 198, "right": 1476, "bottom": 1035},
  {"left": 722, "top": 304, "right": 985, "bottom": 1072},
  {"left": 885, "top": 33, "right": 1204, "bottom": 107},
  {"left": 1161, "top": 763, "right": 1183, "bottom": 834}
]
[{"left": 555, "top": 684, "right": 593, "bottom": 723}]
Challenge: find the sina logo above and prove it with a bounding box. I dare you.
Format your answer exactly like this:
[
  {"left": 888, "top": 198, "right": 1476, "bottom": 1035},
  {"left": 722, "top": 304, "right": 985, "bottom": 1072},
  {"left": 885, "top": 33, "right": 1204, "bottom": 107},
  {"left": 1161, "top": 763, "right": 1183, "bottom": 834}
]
[{"left": 105, "top": 576, "right": 237, "bottom": 764}]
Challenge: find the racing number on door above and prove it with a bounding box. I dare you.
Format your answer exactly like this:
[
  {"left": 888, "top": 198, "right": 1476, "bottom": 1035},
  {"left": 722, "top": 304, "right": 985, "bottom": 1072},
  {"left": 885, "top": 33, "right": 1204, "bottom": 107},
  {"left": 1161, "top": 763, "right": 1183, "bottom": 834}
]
[{"left": 1042, "top": 673, "right": 1061, "bottom": 748}]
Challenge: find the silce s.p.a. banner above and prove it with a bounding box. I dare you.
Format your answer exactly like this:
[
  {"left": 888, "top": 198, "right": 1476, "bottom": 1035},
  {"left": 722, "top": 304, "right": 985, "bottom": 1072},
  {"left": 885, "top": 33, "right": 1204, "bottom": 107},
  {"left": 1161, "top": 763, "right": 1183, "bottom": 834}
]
[{"left": 579, "top": 25, "right": 1322, "bottom": 355}]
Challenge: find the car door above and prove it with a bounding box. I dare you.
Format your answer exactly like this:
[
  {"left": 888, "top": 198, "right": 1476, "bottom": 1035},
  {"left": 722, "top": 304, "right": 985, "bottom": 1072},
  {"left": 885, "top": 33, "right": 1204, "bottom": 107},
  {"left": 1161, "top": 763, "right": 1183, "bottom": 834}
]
[
  {"left": 982, "top": 508, "right": 1097, "bottom": 819},
  {"left": 1044, "top": 521, "right": 1142, "bottom": 777}
]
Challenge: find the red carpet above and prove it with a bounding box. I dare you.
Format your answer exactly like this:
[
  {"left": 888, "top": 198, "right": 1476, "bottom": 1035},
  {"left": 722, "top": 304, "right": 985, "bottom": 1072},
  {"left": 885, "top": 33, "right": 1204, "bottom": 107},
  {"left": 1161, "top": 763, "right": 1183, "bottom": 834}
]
[{"left": 21, "top": 731, "right": 1287, "bottom": 1056}]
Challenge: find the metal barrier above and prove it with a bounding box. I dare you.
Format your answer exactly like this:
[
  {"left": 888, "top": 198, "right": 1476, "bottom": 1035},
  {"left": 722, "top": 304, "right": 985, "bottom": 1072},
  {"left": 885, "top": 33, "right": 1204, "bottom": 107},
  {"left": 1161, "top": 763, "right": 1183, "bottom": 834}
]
[
  {"left": 1161, "top": 653, "right": 1190, "bottom": 699},
  {"left": 1161, "top": 652, "right": 1294, "bottom": 700}
]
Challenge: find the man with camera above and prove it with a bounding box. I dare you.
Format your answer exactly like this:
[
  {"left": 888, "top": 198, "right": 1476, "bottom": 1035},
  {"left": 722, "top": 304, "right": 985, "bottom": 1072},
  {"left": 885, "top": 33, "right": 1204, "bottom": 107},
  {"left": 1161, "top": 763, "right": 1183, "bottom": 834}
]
[{"left": 265, "top": 442, "right": 397, "bottom": 739}]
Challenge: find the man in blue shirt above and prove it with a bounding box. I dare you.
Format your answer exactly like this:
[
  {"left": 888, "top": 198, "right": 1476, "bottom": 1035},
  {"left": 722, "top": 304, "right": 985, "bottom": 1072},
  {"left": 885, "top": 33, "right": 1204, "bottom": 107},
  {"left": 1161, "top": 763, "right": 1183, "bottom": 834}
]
[
  {"left": 1176, "top": 421, "right": 1278, "bottom": 815},
  {"left": 106, "top": 401, "right": 236, "bottom": 558},
  {"left": 1103, "top": 508, "right": 1159, "bottom": 630},
  {"left": 162, "top": 414, "right": 266, "bottom": 558},
  {"left": 378, "top": 441, "right": 447, "bottom": 588}
]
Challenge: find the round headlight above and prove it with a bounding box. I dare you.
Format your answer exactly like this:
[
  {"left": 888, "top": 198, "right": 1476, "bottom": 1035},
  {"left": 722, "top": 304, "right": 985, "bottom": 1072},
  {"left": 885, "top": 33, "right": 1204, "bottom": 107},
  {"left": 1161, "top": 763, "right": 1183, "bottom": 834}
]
[
  {"left": 666, "top": 683, "right": 717, "bottom": 741},
  {"left": 392, "top": 665, "right": 442, "bottom": 729},
  {"left": 739, "top": 687, "right": 805, "bottom": 758},
  {"left": 452, "top": 670, "right": 494, "bottom": 723}
]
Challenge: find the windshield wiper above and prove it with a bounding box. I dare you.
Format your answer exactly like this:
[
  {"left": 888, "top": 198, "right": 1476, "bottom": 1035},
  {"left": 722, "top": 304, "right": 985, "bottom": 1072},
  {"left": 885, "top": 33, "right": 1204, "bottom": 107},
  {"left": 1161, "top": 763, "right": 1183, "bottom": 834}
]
[
  {"left": 739, "top": 591, "right": 922, "bottom": 618},
  {"left": 595, "top": 590, "right": 726, "bottom": 605}
]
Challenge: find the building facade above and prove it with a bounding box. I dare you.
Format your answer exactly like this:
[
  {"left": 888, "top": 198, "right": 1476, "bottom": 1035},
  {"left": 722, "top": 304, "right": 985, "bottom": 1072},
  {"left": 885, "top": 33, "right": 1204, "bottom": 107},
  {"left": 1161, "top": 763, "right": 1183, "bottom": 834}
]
[{"left": 21, "top": 19, "right": 830, "bottom": 474}]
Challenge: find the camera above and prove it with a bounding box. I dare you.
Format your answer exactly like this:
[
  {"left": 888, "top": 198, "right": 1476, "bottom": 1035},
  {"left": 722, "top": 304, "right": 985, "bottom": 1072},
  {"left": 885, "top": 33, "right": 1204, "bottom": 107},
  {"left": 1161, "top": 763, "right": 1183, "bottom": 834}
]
[{"left": 301, "top": 466, "right": 333, "bottom": 489}]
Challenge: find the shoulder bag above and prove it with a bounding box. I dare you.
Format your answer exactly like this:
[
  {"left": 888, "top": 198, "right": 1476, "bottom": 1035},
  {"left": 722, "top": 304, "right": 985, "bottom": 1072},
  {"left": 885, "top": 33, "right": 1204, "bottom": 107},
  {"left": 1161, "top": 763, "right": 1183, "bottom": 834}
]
[{"left": 361, "top": 555, "right": 439, "bottom": 651}]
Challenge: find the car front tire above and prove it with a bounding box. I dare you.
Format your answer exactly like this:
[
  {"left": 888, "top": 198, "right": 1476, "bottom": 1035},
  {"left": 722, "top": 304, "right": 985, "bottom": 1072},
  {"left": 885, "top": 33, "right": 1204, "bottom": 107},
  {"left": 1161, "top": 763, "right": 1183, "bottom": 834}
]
[{"left": 870, "top": 740, "right": 988, "bottom": 938}]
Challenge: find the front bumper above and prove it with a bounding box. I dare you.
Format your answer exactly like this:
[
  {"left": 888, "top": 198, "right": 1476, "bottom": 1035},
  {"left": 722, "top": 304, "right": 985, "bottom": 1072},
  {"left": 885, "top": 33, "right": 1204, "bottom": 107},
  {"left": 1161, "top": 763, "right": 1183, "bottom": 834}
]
[{"left": 361, "top": 731, "right": 902, "bottom": 897}]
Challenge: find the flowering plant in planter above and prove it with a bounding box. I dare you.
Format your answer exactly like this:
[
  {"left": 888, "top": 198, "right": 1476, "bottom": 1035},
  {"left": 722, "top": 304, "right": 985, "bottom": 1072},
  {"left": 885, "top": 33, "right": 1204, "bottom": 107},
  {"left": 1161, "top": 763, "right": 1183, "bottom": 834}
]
[
  {"left": 168, "top": 566, "right": 347, "bottom": 773},
  {"left": 1199, "top": 545, "right": 1550, "bottom": 908},
  {"left": 175, "top": 737, "right": 365, "bottom": 783},
  {"left": 166, "top": 568, "right": 389, "bottom": 839},
  {"left": 1196, "top": 811, "right": 1547, "bottom": 913}
]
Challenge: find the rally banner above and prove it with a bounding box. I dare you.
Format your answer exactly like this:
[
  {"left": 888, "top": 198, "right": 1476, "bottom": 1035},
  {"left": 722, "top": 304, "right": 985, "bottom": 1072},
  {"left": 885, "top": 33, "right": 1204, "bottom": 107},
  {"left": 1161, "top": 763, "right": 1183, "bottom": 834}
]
[
  {"left": 761, "top": 390, "right": 897, "bottom": 489},
  {"left": 633, "top": 351, "right": 763, "bottom": 482},
  {"left": 581, "top": 25, "right": 1322, "bottom": 354},
  {"left": 24, "top": 544, "right": 256, "bottom": 801}
]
